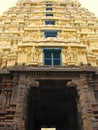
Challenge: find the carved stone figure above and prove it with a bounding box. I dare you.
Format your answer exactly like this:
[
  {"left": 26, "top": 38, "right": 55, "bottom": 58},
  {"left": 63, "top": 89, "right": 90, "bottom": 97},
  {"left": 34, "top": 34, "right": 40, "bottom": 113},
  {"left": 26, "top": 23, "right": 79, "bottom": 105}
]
[
  {"left": 66, "top": 46, "right": 74, "bottom": 62},
  {"left": 2, "top": 51, "right": 9, "bottom": 67},
  {"left": 31, "top": 46, "right": 38, "bottom": 63}
]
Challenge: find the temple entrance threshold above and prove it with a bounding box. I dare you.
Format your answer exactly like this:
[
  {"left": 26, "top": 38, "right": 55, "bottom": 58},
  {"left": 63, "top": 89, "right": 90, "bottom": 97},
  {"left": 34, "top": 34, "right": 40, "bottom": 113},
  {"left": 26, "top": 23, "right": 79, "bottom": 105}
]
[{"left": 26, "top": 80, "right": 80, "bottom": 130}]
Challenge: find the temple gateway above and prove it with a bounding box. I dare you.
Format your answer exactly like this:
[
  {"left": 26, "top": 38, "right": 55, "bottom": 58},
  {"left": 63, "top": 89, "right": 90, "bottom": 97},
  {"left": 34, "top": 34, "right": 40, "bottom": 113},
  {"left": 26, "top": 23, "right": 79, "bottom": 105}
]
[{"left": 0, "top": 0, "right": 98, "bottom": 130}]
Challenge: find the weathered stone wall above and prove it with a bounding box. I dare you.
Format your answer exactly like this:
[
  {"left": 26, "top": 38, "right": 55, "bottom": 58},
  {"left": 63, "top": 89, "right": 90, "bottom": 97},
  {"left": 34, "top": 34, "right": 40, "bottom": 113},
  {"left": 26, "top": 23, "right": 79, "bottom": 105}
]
[{"left": 0, "top": 65, "right": 98, "bottom": 130}]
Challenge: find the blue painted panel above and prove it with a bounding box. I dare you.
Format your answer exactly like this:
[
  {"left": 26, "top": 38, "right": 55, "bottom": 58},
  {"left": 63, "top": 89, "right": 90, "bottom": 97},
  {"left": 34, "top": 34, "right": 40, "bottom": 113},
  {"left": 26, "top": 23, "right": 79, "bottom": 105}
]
[
  {"left": 45, "top": 20, "right": 55, "bottom": 25},
  {"left": 46, "top": 13, "right": 53, "bottom": 17},
  {"left": 44, "top": 31, "right": 58, "bottom": 38},
  {"left": 43, "top": 49, "right": 62, "bottom": 65}
]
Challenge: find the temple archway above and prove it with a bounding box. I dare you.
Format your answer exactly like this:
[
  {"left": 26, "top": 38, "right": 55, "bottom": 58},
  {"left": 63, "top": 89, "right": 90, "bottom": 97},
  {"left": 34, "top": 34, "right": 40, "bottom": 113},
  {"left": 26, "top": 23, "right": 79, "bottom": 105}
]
[{"left": 26, "top": 80, "right": 80, "bottom": 130}]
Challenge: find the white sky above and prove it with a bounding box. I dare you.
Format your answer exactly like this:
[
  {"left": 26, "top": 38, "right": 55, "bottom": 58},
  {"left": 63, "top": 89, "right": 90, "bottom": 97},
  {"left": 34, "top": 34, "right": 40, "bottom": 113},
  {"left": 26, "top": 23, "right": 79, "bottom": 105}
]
[{"left": 0, "top": 0, "right": 98, "bottom": 17}]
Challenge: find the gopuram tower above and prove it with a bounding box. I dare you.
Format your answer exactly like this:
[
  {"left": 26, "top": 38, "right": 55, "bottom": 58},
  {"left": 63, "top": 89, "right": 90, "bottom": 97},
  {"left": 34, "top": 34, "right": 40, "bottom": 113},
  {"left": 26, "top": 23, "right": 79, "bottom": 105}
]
[{"left": 0, "top": 0, "right": 98, "bottom": 130}]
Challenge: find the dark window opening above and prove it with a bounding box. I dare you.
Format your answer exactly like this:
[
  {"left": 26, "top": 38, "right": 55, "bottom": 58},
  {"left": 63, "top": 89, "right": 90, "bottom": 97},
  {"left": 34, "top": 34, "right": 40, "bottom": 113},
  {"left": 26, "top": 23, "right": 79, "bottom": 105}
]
[
  {"left": 43, "top": 49, "right": 61, "bottom": 65},
  {"left": 46, "top": 13, "right": 53, "bottom": 17},
  {"left": 46, "top": 4, "right": 52, "bottom": 6},
  {"left": 44, "top": 31, "right": 58, "bottom": 38},
  {"left": 46, "top": 8, "right": 52, "bottom": 11},
  {"left": 45, "top": 20, "right": 55, "bottom": 25}
]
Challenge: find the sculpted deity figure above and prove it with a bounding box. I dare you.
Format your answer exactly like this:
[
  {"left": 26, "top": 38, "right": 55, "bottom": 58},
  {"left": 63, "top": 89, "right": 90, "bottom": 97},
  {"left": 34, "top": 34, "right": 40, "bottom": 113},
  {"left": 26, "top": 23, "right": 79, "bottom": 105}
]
[
  {"left": 87, "top": 46, "right": 93, "bottom": 55},
  {"left": 2, "top": 51, "right": 9, "bottom": 66},
  {"left": 66, "top": 46, "right": 74, "bottom": 62},
  {"left": 31, "top": 46, "right": 38, "bottom": 63},
  {"left": 10, "top": 47, "right": 17, "bottom": 55},
  {"left": 64, "top": 47, "right": 79, "bottom": 65},
  {"left": 9, "top": 47, "right": 18, "bottom": 64}
]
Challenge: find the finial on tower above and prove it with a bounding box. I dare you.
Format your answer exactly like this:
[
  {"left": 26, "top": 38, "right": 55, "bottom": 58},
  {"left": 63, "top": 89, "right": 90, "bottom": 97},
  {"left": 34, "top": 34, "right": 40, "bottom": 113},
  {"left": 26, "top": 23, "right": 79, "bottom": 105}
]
[{"left": 16, "top": 0, "right": 80, "bottom": 5}]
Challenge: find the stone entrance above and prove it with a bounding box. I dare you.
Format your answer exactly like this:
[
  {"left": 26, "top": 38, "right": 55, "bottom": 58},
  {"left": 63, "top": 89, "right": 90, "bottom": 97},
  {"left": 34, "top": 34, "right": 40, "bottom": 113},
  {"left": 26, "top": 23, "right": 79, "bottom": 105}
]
[
  {"left": 0, "top": 66, "right": 98, "bottom": 130},
  {"left": 26, "top": 80, "right": 79, "bottom": 130}
]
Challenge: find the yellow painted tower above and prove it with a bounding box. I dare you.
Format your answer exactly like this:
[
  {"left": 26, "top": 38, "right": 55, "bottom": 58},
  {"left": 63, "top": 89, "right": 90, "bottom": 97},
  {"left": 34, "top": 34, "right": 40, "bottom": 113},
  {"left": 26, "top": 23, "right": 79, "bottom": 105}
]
[
  {"left": 1, "top": 1, "right": 98, "bottom": 130},
  {"left": 0, "top": 0, "right": 98, "bottom": 67}
]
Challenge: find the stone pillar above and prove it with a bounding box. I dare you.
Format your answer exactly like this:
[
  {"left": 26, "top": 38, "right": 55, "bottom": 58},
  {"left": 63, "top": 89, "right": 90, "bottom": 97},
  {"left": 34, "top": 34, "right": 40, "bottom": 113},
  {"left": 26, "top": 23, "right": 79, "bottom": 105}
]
[
  {"left": 66, "top": 81, "right": 79, "bottom": 130},
  {"left": 12, "top": 74, "right": 27, "bottom": 130},
  {"left": 0, "top": 78, "right": 8, "bottom": 110},
  {"left": 73, "top": 75, "right": 93, "bottom": 130},
  {"left": 24, "top": 76, "right": 39, "bottom": 130},
  {"left": 11, "top": 74, "right": 19, "bottom": 103},
  {"left": 12, "top": 74, "right": 39, "bottom": 130}
]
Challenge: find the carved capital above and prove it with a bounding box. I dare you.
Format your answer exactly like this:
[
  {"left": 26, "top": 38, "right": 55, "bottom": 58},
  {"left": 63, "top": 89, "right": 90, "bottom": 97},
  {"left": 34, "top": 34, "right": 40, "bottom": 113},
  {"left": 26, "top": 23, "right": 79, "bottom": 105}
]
[
  {"left": 67, "top": 81, "right": 77, "bottom": 88},
  {"left": 29, "top": 80, "right": 39, "bottom": 88}
]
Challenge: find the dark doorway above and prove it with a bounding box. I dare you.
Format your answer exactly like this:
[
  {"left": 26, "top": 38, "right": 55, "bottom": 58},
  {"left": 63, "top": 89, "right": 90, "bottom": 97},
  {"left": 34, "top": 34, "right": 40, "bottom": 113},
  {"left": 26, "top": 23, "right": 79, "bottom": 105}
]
[{"left": 26, "top": 80, "right": 79, "bottom": 130}]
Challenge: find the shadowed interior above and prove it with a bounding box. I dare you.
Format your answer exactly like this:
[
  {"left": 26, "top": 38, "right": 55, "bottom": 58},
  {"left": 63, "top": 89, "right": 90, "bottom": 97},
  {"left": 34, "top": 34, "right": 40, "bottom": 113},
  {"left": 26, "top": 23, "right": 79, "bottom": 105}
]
[{"left": 26, "top": 80, "right": 79, "bottom": 130}]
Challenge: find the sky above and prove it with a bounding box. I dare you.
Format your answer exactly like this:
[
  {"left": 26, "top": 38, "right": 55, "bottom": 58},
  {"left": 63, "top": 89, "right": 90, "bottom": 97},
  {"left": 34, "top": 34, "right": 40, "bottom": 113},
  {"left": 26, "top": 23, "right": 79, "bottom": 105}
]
[{"left": 0, "top": 0, "right": 98, "bottom": 17}]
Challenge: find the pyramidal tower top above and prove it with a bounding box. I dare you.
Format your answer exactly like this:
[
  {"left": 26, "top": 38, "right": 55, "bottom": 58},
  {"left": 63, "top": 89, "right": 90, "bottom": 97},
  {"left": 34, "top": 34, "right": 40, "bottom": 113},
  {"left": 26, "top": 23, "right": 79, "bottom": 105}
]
[
  {"left": 17, "top": 0, "right": 80, "bottom": 4},
  {"left": 0, "top": 0, "right": 98, "bottom": 67},
  {"left": 17, "top": 0, "right": 79, "bottom": 2}
]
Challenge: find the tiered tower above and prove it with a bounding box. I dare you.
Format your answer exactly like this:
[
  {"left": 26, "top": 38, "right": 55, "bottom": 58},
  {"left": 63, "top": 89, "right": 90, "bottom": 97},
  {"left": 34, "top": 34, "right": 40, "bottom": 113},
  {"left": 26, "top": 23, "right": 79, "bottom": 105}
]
[
  {"left": 0, "top": 0, "right": 98, "bottom": 67},
  {"left": 0, "top": 1, "right": 98, "bottom": 130}
]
